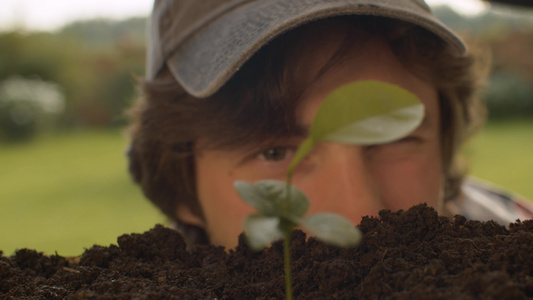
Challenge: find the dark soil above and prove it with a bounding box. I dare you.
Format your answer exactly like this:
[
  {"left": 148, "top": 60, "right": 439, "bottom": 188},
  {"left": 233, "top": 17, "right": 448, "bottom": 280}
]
[{"left": 2, "top": 204, "right": 533, "bottom": 299}]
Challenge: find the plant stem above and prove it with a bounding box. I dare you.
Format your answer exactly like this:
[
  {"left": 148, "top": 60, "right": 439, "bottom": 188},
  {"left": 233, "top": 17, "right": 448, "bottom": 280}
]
[
  {"left": 283, "top": 234, "right": 293, "bottom": 300},
  {"left": 284, "top": 171, "right": 295, "bottom": 299},
  {"left": 285, "top": 173, "right": 293, "bottom": 211}
]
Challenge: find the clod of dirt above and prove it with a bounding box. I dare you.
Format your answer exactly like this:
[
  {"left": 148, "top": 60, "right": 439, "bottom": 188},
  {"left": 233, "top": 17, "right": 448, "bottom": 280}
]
[{"left": 2, "top": 204, "right": 533, "bottom": 299}]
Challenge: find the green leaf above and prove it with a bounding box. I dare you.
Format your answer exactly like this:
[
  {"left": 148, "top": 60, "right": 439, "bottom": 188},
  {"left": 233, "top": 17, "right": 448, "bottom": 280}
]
[
  {"left": 286, "top": 81, "right": 423, "bottom": 179},
  {"left": 287, "top": 138, "right": 314, "bottom": 180},
  {"left": 300, "top": 213, "right": 362, "bottom": 247},
  {"left": 244, "top": 215, "right": 284, "bottom": 250},
  {"left": 234, "top": 180, "right": 310, "bottom": 217},
  {"left": 311, "top": 80, "right": 424, "bottom": 144},
  {"left": 234, "top": 181, "right": 277, "bottom": 215}
]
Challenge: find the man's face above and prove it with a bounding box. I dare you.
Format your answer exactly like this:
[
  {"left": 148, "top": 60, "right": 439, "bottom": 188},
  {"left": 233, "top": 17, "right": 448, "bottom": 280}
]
[{"left": 190, "top": 36, "right": 443, "bottom": 249}]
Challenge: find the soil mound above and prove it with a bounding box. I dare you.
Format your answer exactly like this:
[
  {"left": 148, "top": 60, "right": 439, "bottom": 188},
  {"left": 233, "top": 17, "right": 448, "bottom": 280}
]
[{"left": 2, "top": 204, "right": 533, "bottom": 299}]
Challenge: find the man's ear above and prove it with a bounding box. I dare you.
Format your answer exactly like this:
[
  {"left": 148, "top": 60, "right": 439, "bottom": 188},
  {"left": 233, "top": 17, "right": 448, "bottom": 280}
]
[
  {"left": 175, "top": 203, "right": 209, "bottom": 247},
  {"left": 176, "top": 203, "right": 206, "bottom": 228}
]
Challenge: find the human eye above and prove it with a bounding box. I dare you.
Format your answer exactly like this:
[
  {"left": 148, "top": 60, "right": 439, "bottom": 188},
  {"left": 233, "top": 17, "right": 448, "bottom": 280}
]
[{"left": 256, "top": 146, "right": 295, "bottom": 162}]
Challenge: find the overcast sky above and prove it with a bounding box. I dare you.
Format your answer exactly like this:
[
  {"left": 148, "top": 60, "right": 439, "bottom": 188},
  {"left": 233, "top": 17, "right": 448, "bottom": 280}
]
[{"left": 0, "top": 0, "right": 489, "bottom": 32}]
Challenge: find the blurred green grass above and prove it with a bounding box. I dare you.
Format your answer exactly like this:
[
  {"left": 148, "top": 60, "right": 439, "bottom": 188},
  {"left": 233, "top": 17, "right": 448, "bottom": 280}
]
[
  {"left": 462, "top": 119, "right": 533, "bottom": 201},
  {"left": 0, "top": 130, "right": 166, "bottom": 256},
  {"left": 0, "top": 121, "right": 532, "bottom": 257}
]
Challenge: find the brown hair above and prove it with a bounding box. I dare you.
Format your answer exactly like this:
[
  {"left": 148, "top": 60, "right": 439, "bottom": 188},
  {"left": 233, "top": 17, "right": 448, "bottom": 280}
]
[{"left": 128, "top": 16, "right": 486, "bottom": 240}]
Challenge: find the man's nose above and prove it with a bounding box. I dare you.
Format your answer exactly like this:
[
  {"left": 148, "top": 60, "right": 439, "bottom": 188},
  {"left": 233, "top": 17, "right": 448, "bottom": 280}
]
[{"left": 295, "top": 143, "right": 386, "bottom": 223}]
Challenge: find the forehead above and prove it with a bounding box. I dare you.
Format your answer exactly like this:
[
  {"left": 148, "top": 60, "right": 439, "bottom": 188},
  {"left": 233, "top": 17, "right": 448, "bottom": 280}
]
[{"left": 294, "top": 34, "right": 439, "bottom": 130}]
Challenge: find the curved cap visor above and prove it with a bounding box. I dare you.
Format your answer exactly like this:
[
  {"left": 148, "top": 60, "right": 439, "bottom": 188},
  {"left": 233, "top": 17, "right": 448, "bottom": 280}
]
[{"left": 152, "top": 0, "right": 465, "bottom": 98}]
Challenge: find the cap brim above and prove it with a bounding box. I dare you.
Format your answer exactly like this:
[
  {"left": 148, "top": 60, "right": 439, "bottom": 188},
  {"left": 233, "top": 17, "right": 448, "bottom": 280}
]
[{"left": 166, "top": 0, "right": 465, "bottom": 98}]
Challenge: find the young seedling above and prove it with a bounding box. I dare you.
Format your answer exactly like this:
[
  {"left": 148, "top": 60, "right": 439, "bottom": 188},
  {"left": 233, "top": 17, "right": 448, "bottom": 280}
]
[{"left": 234, "top": 80, "right": 424, "bottom": 300}]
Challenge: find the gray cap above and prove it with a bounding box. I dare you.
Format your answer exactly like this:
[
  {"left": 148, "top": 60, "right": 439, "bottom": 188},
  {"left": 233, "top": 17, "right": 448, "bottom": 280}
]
[{"left": 147, "top": 0, "right": 465, "bottom": 98}]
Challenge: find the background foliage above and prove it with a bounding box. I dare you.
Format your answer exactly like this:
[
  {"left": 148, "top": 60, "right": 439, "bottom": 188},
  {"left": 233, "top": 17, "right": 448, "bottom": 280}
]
[
  {"left": 0, "top": 18, "right": 145, "bottom": 140},
  {"left": 1, "top": 8, "right": 532, "bottom": 141}
]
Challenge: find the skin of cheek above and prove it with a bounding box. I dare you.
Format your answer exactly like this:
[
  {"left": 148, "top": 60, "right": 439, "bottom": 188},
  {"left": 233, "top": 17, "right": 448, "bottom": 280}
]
[
  {"left": 289, "top": 144, "right": 387, "bottom": 223},
  {"left": 194, "top": 151, "right": 256, "bottom": 248},
  {"left": 369, "top": 150, "right": 443, "bottom": 212},
  {"left": 367, "top": 101, "right": 443, "bottom": 212}
]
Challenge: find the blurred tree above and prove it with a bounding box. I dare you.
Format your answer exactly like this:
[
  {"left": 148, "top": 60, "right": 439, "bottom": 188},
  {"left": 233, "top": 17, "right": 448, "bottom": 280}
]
[
  {"left": 434, "top": 5, "right": 533, "bottom": 120},
  {"left": 0, "top": 76, "right": 65, "bottom": 141},
  {"left": 58, "top": 17, "right": 145, "bottom": 51},
  {"left": 484, "top": 0, "right": 533, "bottom": 8},
  {"left": 58, "top": 18, "right": 146, "bottom": 127},
  {"left": 433, "top": 4, "right": 533, "bottom": 37},
  {"left": 0, "top": 32, "right": 81, "bottom": 83},
  {"left": 484, "top": 70, "right": 533, "bottom": 119},
  {"left": 491, "top": 32, "right": 533, "bottom": 81},
  {"left": 0, "top": 18, "right": 146, "bottom": 130},
  {"left": 0, "top": 8, "right": 531, "bottom": 132}
]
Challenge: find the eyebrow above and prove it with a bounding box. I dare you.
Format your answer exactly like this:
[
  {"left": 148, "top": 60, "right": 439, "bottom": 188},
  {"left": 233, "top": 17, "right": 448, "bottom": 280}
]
[{"left": 292, "top": 124, "right": 310, "bottom": 138}]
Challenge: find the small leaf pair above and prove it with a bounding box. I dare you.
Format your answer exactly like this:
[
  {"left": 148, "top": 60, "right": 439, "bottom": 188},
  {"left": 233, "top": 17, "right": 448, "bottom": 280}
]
[{"left": 235, "top": 180, "right": 362, "bottom": 250}]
